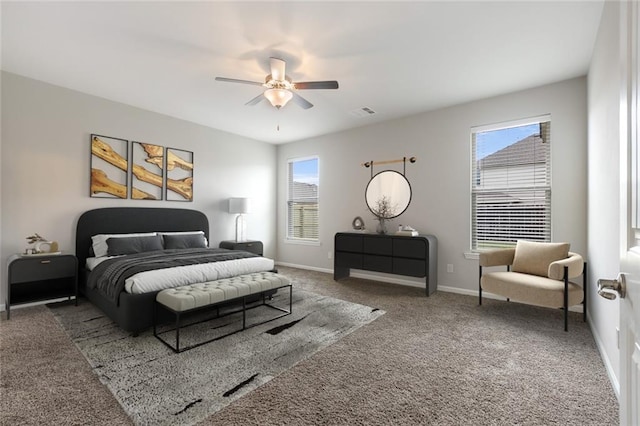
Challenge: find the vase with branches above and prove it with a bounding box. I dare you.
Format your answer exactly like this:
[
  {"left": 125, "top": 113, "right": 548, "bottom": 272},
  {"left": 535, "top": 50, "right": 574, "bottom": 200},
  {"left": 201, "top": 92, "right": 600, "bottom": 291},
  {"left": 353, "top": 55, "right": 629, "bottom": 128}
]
[{"left": 371, "top": 196, "right": 396, "bottom": 234}]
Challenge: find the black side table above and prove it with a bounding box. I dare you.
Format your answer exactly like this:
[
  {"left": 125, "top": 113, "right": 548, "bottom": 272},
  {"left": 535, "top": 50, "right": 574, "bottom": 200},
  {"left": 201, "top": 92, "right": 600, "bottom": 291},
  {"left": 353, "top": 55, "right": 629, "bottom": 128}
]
[
  {"left": 219, "top": 240, "right": 264, "bottom": 256},
  {"left": 6, "top": 254, "right": 78, "bottom": 319}
]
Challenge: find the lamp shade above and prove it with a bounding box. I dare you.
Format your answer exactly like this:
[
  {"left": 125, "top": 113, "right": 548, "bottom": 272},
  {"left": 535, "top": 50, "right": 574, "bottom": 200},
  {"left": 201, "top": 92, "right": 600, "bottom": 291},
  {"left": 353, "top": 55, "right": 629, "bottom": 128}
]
[
  {"left": 264, "top": 88, "right": 293, "bottom": 109},
  {"left": 228, "top": 197, "right": 250, "bottom": 214}
]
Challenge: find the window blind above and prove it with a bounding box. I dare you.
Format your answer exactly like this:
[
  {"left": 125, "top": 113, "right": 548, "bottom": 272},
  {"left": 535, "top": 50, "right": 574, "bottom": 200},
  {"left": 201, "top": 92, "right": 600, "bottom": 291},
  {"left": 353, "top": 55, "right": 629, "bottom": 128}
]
[
  {"left": 287, "top": 157, "right": 319, "bottom": 240},
  {"left": 471, "top": 118, "right": 551, "bottom": 250}
]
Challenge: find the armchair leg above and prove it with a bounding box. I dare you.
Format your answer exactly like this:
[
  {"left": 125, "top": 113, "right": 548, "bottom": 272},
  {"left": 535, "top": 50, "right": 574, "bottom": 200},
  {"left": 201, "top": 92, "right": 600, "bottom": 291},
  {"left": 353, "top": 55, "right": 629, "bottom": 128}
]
[
  {"left": 583, "top": 261, "right": 588, "bottom": 322},
  {"left": 563, "top": 266, "right": 569, "bottom": 332},
  {"left": 479, "top": 266, "right": 483, "bottom": 305}
]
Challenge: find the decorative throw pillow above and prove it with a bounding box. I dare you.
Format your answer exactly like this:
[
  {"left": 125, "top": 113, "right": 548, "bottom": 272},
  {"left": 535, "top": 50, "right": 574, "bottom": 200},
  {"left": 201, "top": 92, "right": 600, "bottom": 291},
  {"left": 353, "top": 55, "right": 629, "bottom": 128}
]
[
  {"left": 163, "top": 233, "right": 207, "bottom": 249},
  {"left": 91, "top": 232, "right": 157, "bottom": 257},
  {"left": 511, "top": 240, "right": 570, "bottom": 277},
  {"left": 159, "top": 231, "right": 208, "bottom": 247},
  {"left": 106, "top": 235, "right": 164, "bottom": 256}
]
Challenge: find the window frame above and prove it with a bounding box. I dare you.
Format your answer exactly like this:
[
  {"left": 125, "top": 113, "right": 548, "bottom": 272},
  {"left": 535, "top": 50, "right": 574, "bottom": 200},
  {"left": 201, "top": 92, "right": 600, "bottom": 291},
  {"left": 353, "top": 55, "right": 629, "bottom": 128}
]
[
  {"left": 285, "top": 155, "right": 320, "bottom": 244},
  {"left": 470, "top": 114, "right": 552, "bottom": 252}
]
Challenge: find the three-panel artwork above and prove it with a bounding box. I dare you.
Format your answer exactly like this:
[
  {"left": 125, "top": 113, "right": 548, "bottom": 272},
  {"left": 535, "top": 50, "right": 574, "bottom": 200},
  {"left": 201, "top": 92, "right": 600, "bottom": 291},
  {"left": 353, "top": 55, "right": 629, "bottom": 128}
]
[{"left": 90, "top": 134, "right": 194, "bottom": 201}]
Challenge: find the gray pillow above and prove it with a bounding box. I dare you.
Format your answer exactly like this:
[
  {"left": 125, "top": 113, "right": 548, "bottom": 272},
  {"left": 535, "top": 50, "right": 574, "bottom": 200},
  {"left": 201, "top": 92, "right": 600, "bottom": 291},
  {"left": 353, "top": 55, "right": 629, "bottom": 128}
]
[
  {"left": 163, "top": 233, "right": 207, "bottom": 249},
  {"left": 106, "top": 235, "right": 164, "bottom": 256}
]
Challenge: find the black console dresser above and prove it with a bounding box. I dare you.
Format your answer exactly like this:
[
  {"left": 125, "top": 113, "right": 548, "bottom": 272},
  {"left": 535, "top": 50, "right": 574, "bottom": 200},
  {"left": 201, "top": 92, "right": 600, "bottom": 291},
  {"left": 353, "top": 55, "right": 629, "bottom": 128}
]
[{"left": 334, "top": 232, "right": 437, "bottom": 296}]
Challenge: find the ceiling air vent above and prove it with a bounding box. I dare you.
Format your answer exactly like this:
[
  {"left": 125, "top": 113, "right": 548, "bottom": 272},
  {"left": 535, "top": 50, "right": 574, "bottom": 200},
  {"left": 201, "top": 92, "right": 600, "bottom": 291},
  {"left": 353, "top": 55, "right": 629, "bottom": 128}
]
[{"left": 349, "top": 107, "right": 377, "bottom": 118}]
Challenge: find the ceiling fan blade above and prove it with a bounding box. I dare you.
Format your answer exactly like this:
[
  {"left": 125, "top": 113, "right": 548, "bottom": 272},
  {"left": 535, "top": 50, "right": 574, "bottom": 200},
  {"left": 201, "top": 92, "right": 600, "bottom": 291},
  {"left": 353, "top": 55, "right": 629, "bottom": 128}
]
[
  {"left": 294, "top": 81, "right": 339, "bottom": 90},
  {"left": 291, "top": 92, "right": 313, "bottom": 109},
  {"left": 270, "top": 57, "right": 286, "bottom": 81},
  {"left": 215, "top": 77, "right": 263, "bottom": 86},
  {"left": 245, "top": 93, "right": 265, "bottom": 106}
]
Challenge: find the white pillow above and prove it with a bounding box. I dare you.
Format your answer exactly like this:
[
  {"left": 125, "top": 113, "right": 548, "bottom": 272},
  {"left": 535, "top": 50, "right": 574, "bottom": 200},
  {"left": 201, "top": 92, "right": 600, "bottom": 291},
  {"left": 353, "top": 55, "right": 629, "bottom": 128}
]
[
  {"left": 159, "top": 231, "right": 204, "bottom": 235},
  {"left": 159, "top": 231, "right": 208, "bottom": 247},
  {"left": 91, "top": 232, "right": 157, "bottom": 258}
]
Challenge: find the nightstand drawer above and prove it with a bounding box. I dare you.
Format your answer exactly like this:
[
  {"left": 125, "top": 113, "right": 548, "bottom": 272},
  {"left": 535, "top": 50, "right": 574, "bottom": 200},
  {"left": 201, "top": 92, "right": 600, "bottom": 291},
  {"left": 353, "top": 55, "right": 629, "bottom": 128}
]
[{"left": 9, "top": 256, "right": 77, "bottom": 284}]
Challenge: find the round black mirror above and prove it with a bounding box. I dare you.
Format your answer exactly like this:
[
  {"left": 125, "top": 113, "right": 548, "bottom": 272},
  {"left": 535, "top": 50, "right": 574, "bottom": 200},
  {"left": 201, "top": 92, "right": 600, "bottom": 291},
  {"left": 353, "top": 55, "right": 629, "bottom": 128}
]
[{"left": 365, "top": 170, "right": 412, "bottom": 219}]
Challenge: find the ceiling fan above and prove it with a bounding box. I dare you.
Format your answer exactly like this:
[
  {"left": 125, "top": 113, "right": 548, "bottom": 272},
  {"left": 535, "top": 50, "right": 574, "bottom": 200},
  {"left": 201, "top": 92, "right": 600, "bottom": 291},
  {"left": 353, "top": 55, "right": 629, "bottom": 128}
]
[{"left": 215, "top": 57, "right": 339, "bottom": 110}]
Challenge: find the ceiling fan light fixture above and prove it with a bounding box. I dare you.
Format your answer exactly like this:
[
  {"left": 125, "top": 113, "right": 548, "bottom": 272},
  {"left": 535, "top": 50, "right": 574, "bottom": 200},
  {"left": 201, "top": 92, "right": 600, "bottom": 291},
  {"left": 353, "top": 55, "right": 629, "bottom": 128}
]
[{"left": 264, "top": 88, "right": 293, "bottom": 109}]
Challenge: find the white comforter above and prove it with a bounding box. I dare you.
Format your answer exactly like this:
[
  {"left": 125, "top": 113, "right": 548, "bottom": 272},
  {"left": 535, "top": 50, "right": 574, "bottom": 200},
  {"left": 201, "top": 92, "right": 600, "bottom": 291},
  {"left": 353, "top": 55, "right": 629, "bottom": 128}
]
[{"left": 86, "top": 256, "right": 275, "bottom": 294}]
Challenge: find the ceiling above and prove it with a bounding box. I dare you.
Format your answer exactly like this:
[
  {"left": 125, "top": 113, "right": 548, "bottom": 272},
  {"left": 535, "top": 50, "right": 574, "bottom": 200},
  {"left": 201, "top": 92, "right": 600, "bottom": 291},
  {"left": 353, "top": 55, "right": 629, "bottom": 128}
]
[{"left": 1, "top": 1, "right": 604, "bottom": 144}]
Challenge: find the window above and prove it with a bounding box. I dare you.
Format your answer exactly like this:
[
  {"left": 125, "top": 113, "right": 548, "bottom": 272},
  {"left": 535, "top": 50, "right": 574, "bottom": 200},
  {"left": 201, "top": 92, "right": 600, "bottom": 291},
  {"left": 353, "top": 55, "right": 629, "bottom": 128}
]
[
  {"left": 287, "top": 156, "right": 319, "bottom": 241},
  {"left": 471, "top": 116, "right": 551, "bottom": 250}
]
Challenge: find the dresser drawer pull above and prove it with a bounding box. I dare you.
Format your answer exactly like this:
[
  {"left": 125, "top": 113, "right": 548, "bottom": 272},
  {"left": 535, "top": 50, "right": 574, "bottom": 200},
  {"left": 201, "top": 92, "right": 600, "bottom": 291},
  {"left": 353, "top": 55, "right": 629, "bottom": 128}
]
[{"left": 40, "top": 260, "right": 51, "bottom": 264}]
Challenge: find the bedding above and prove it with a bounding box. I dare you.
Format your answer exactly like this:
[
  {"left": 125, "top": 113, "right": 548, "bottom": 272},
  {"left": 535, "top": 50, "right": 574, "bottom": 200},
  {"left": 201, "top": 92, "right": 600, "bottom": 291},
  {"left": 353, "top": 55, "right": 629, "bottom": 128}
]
[
  {"left": 86, "top": 256, "right": 118, "bottom": 270},
  {"left": 87, "top": 248, "right": 275, "bottom": 304}
]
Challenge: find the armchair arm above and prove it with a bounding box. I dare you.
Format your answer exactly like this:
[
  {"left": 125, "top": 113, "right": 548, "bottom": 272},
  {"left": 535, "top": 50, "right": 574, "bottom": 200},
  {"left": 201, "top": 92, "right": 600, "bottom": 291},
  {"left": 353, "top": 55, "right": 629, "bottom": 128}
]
[
  {"left": 548, "top": 252, "right": 584, "bottom": 280},
  {"left": 479, "top": 248, "right": 515, "bottom": 267}
]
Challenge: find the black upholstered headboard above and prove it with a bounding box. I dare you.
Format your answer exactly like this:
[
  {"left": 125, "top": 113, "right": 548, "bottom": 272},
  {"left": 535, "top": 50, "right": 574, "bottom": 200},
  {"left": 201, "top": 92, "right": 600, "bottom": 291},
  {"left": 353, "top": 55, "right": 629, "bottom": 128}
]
[{"left": 75, "top": 207, "right": 209, "bottom": 271}]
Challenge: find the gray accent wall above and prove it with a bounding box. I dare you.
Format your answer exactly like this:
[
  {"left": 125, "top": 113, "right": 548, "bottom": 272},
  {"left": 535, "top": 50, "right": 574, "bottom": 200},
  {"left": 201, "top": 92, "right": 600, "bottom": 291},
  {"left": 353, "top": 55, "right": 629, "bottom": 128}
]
[
  {"left": 277, "top": 77, "right": 588, "bottom": 296},
  {"left": 0, "top": 72, "right": 277, "bottom": 309}
]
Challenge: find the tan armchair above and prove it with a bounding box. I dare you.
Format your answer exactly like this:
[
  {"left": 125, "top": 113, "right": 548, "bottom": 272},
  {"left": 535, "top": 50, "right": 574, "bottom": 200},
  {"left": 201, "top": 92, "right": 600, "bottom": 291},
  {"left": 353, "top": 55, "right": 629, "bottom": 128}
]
[{"left": 478, "top": 241, "right": 586, "bottom": 331}]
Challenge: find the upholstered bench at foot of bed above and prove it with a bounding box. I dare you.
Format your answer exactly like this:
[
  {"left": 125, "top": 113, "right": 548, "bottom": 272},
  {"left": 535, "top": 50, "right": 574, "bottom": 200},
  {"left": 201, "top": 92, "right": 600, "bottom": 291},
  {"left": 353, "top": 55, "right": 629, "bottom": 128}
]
[{"left": 154, "top": 271, "right": 292, "bottom": 353}]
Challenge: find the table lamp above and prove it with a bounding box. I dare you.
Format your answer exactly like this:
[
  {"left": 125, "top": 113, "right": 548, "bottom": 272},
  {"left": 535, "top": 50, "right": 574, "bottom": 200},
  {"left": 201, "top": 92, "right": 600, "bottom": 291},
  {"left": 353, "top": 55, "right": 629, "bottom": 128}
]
[{"left": 228, "top": 197, "right": 250, "bottom": 242}]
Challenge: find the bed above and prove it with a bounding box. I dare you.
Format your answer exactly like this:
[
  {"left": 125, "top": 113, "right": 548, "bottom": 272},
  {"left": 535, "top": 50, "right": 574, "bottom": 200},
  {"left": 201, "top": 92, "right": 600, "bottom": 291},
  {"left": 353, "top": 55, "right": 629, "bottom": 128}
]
[{"left": 75, "top": 207, "right": 274, "bottom": 334}]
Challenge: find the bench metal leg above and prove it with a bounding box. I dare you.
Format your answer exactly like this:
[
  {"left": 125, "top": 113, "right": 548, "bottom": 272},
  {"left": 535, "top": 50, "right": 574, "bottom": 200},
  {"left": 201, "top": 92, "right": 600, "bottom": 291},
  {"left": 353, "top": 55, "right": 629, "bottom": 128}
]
[
  {"left": 154, "top": 284, "right": 293, "bottom": 353},
  {"left": 176, "top": 312, "right": 181, "bottom": 353},
  {"left": 242, "top": 297, "right": 247, "bottom": 330}
]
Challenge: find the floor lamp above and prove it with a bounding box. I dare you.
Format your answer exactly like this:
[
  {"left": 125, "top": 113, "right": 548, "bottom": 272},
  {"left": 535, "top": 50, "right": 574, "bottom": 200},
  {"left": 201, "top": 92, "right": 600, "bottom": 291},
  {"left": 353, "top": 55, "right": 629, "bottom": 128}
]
[{"left": 228, "top": 197, "right": 250, "bottom": 242}]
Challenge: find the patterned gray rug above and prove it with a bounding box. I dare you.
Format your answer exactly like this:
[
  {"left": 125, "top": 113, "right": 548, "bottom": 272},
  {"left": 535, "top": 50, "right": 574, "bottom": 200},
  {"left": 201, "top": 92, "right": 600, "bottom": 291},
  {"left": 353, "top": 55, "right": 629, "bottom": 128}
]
[{"left": 49, "top": 288, "right": 384, "bottom": 426}]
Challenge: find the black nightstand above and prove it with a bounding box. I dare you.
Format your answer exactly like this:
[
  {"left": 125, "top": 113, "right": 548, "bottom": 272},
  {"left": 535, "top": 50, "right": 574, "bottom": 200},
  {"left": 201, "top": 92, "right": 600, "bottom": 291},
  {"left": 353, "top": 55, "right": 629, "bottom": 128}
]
[
  {"left": 219, "top": 240, "right": 264, "bottom": 256},
  {"left": 6, "top": 254, "right": 78, "bottom": 319}
]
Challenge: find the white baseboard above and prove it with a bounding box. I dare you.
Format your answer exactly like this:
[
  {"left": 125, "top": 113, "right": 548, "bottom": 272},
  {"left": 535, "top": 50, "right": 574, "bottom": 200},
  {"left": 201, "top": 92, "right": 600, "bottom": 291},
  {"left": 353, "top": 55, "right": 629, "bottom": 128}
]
[
  {"left": 275, "top": 261, "right": 333, "bottom": 274},
  {"left": 274, "top": 262, "right": 584, "bottom": 313},
  {"left": 587, "top": 312, "right": 620, "bottom": 400}
]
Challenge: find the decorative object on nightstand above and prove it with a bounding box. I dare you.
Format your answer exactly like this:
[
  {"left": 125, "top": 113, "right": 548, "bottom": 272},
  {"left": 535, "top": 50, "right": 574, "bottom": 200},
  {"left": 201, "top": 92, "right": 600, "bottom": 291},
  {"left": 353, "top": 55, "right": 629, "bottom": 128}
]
[
  {"left": 6, "top": 253, "right": 78, "bottom": 319},
  {"left": 219, "top": 240, "right": 264, "bottom": 256},
  {"left": 25, "top": 233, "right": 60, "bottom": 255},
  {"left": 228, "top": 197, "right": 251, "bottom": 242}
]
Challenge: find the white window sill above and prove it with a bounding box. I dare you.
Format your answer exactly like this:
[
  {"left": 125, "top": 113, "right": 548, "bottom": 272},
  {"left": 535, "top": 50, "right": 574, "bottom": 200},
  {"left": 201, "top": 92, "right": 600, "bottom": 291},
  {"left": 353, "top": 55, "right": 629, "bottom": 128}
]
[
  {"left": 284, "top": 238, "right": 321, "bottom": 247},
  {"left": 464, "top": 252, "right": 479, "bottom": 260}
]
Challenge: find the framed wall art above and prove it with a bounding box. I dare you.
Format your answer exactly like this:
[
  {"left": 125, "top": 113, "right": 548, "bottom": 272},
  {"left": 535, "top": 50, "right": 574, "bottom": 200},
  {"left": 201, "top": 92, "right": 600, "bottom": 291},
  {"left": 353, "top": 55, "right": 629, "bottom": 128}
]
[
  {"left": 165, "top": 148, "right": 194, "bottom": 201},
  {"left": 90, "top": 134, "right": 129, "bottom": 199},
  {"left": 131, "top": 141, "right": 164, "bottom": 200}
]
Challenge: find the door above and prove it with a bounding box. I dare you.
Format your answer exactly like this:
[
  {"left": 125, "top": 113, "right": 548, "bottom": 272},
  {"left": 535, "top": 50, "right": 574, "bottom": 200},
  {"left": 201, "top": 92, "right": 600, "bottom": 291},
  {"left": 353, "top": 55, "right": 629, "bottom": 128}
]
[
  {"left": 599, "top": 2, "right": 640, "bottom": 423},
  {"left": 618, "top": 2, "right": 639, "bottom": 423}
]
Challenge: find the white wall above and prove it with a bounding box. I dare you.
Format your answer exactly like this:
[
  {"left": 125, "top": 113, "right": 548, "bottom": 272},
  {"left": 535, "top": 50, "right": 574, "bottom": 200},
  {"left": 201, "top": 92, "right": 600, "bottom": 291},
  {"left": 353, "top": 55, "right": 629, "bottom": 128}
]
[
  {"left": 277, "top": 77, "right": 588, "bottom": 294},
  {"left": 587, "top": 0, "right": 623, "bottom": 395},
  {"left": 0, "top": 72, "right": 277, "bottom": 308}
]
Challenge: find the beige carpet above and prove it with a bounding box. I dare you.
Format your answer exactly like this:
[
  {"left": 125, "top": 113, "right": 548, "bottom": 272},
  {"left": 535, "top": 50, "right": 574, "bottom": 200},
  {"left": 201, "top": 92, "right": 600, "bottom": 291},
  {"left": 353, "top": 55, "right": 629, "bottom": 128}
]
[{"left": 1, "top": 266, "right": 619, "bottom": 425}]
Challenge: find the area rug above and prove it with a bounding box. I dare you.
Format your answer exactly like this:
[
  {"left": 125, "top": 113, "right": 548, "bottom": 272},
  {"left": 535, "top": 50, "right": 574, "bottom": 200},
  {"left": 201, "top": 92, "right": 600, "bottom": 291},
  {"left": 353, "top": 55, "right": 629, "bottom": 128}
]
[{"left": 48, "top": 288, "right": 384, "bottom": 426}]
